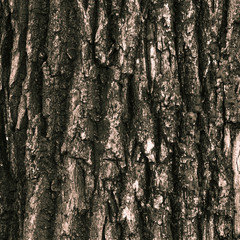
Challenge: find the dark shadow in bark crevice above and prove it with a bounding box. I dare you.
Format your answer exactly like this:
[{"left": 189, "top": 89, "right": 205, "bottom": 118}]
[
  {"left": 91, "top": 0, "right": 99, "bottom": 64},
  {"left": 218, "top": 0, "right": 229, "bottom": 50},
  {"left": 0, "top": 11, "right": 21, "bottom": 240},
  {"left": 0, "top": 97, "right": 18, "bottom": 240},
  {"left": 172, "top": 0, "right": 185, "bottom": 106},
  {"left": 169, "top": 141, "right": 182, "bottom": 240},
  {"left": 135, "top": 194, "right": 154, "bottom": 240}
]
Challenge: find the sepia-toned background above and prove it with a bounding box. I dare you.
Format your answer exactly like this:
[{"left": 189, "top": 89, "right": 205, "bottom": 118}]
[{"left": 0, "top": 0, "right": 240, "bottom": 239}]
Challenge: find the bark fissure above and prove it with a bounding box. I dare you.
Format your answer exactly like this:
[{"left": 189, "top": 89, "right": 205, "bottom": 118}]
[
  {"left": 170, "top": 142, "right": 181, "bottom": 239},
  {"left": 91, "top": 0, "right": 100, "bottom": 64},
  {"left": 126, "top": 73, "right": 135, "bottom": 132},
  {"left": 2, "top": 13, "right": 13, "bottom": 90},
  {"left": 219, "top": 0, "right": 230, "bottom": 50}
]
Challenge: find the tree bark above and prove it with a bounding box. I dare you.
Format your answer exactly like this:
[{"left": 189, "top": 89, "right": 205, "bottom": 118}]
[{"left": 0, "top": 0, "right": 240, "bottom": 239}]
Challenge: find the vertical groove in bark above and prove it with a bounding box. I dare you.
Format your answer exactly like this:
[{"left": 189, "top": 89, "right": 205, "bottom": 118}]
[
  {"left": 0, "top": 4, "right": 14, "bottom": 239},
  {"left": 1, "top": 0, "right": 30, "bottom": 238},
  {"left": 173, "top": 0, "right": 202, "bottom": 238},
  {"left": 219, "top": 0, "right": 229, "bottom": 50},
  {"left": 0, "top": 83, "right": 17, "bottom": 239},
  {"left": 194, "top": 0, "right": 212, "bottom": 238}
]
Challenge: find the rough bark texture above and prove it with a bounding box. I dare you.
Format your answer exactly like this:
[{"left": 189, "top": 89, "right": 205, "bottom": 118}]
[{"left": 0, "top": 0, "right": 240, "bottom": 239}]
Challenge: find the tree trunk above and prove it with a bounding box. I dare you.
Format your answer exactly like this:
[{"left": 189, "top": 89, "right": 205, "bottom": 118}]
[{"left": 0, "top": 0, "right": 240, "bottom": 239}]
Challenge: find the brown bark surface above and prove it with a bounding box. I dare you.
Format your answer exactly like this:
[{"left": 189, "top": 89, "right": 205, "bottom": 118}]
[{"left": 0, "top": 0, "right": 240, "bottom": 239}]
